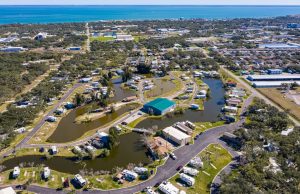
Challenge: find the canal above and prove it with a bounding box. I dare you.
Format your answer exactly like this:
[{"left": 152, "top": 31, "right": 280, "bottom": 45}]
[
  {"left": 2, "top": 133, "right": 150, "bottom": 174},
  {"left": 136, "top": 78, "right": 225, "bottom": 129},
  {"left": 47, "top": 77, "right": 138, "bottom": 143},
  {"left": 47, "top": 103, "right": 139, "bottom": 143}
]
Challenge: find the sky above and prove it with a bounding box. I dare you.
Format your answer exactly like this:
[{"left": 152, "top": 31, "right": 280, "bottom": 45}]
[{"left": 1, "top": 0, "right": 300, "bottom": 5}]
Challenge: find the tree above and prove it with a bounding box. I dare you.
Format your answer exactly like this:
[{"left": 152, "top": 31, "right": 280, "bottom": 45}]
[{"left": 74, "top": 93, "right": 85, "bottom": 107}]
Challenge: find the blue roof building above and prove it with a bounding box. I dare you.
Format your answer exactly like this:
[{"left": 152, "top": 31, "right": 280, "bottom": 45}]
[
  {"left": 267, "top": 69, "right": 282, "bottom": 75},
  {"left": 143, "top": 98, "right": 176, "bottom": 115}
]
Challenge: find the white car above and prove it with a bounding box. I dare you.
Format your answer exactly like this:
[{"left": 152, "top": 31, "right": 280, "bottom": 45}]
[{"left": 169, "top": 153, "right": 177, "bottom": 160}]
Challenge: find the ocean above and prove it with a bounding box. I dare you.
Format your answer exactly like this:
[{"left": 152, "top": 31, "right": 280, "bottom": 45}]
[{"left": 0, "top": 5, "right": 300, "bottom": 24}]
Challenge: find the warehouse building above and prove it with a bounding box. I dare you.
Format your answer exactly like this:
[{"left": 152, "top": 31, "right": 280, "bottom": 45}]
[
  {"left": 247, "top": 74, "right": 300, "bottom": 82},
  {"left": 143, "top": 98, "right": 176, "bottom": 115},
  {"left": 163, "top": 126, "right": 191, "bottom": 146},
  {"left": 252, "top": 81, "right": 300, "bottom": 88}
]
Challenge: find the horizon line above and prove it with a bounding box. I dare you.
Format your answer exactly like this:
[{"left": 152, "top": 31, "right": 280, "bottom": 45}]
[{"left": 1, "top": 4, "right": 300, "bottom": 6}]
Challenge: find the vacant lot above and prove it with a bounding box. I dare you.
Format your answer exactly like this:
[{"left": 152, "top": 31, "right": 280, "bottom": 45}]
[{"left": 257, "top": 88, "right": 300, "bottom": 121}]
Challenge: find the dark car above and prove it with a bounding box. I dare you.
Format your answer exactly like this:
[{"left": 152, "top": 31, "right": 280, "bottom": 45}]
[{"left": 176, "top": 165, "right": 183, "bottom": 171}]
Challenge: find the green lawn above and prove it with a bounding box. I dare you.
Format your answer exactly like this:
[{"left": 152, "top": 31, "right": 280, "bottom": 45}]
[
  {"left": 127, "top": 116, "right": 147, "bottom": 128},
  {"left": 90, "top": 36, "right": 115, "bottom": 42},
  {"left": 193, "top": 121, "right": 225, "bottom": 137},
  {"left": 170, "top": 144, "right": 232, "bottom": 194}
]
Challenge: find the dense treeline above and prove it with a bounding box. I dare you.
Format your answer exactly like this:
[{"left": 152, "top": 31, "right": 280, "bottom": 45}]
[
  {"left": 219, "top": 98, "right": 299, "bottom": 194},
  {"left": 0, "top": 52, "right": 63, "bottom": 103}
]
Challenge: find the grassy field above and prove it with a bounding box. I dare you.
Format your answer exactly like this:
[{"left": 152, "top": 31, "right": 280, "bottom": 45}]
[
  {"left": 90, "top": 36, "right": 114, "bottom": 42},
  {"left": 127, "top": 116, "right": 147, "bottom": 128},
  {"left": 169, "top": 144, "right": 232, "bottom": 194},
  {"left": 193, "top": 121, "right": 225, "bottom": 137},
  {"left": 257, "top": 88, "right": 300, "bottom": 121}
]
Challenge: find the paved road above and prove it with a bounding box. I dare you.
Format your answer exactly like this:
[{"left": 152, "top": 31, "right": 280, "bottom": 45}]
[
  {"left": 1, "top": 83, "right": 83, "bottom": 158},
  {"left": 86, "top": 23, "right": 90, "bottom": 52},
  {"left": 221, "top": 66, "right": 300, "bottom": 126},
  {"left": 9, "top": 122, "right": 241, "bottom": 194}
]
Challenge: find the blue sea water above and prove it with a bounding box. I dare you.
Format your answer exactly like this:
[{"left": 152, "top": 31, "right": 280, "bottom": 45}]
[{"left": 0, "top": 5, "right": 300, "bottom": 24}]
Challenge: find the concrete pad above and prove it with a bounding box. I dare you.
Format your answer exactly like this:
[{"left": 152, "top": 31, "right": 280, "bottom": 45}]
[
  {"left": 210, "top": 163, "right": 217, "bottom": 169},
  {"left": 202, "top": 171, "right": 211, "bottom": 176}
]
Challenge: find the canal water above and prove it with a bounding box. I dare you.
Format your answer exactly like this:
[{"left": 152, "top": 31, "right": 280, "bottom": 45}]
[
  {"left": 136, "top": 78, "right": 225, "bottom": 129},
  {"left": 2, "top": 133, "right": 150, "bottom": 174},
  {"left": 47, "top": 103, "right": 139, "bottom": 143},
  {"left": 110, "top": 77, "right": 136, "bottom": 102},
  {"left": 47, "top": 78, "right": 137, "bottom": 143}
]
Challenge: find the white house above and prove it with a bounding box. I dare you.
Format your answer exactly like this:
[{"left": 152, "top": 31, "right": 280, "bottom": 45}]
[
  {"left": 12, "top": 166, "right": 20, "bottom": 178},
  {"left": 133, "top": 167, "right": 148, "bottom": 175},
  {"left": 189, "top": 157, "right": 203, "bottom": 168},
  {"left": 51, "top": 146, "right": 58, "bottom": 154},
  {"left": 14, "top": 127, "right": 26, "bottom": 134},
  {"left": 222, "top": 106, "right": 238, "bottom": 113},
  {"left": 43, "top": 167, "right": 51, "bottom": 179},
  {"left": 180, "top": 173, "right": 195, "bottom": 186},
  {"left": 158, "top": 181, "right": 179, "bottom": 194},
  {"left": 122, "top": 170, "right": 138, "bottom": 181},
  {"left": 182, "top": 166, "right": 199, "bottom": 176},
  {"left": 0, "top": 187, "right": 16, "bottom": 194},
  {"left": 74, "top": 174, "right": 86, "bottom": 187}
]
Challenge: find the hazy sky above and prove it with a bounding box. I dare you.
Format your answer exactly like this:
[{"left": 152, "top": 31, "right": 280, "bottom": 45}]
[{"left": 1, "top": 0, "right": 300, "bottom": 5}]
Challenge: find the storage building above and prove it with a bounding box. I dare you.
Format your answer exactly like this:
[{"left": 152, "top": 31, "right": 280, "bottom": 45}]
[
  {"left": 143, "top": 98, "right": 176, "bottom": 115},
  {"left": 163, "top": 126, "right": 191, "bottom": 146}
]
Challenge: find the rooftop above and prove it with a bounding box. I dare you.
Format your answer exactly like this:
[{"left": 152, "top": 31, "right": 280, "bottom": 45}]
[{"left": 144, "top": 98, "right": 176, "bottom": 111}]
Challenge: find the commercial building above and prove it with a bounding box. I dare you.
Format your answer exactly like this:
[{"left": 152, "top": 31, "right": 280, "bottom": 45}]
[
  {"left": 247, "top": 74, "right": 300, "bottom": 82},
  {"left": 258, "top": 43, "right": 300, "bottom": 49},
  {"left": 0, "top": 187, "right": 16, "bottom": 194},
  {"left": 267, "top": 69, "right": 282, "bottom": 75},
  {"left": 143, "top": 98, "right": 176, "bottom": 115},
  {"left": 163, "top": 126, "right": 191, "bottom": 146},
  {"left": 158, "top": 181, "right": 179, "bottom": 194},
  {"left": 252, "top": 81, "right": 300, "bottom": 88},
  {"left": 116, "top": 34, "right": 134, "bottom": 41}
]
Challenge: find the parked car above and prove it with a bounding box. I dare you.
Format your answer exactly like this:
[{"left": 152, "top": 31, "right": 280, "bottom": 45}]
[
  {"left": 169, "top": 153, "right": 177, "bottom": 160},
  {"left": 176, "top": 165, "right": 183, "bottom": 171}
]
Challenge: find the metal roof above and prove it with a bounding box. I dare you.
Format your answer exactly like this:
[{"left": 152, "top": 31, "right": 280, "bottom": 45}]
[{"left": 144, "top": 98, "right": 175, "bottom": 112}]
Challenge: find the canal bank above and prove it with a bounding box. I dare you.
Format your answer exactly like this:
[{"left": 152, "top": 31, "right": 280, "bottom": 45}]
[
  {"left": 136, "top": 78, "right": 225, "bottom": 130},
  {"left": 2, "top": 132, "right": 150, "bottom": 174}
]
